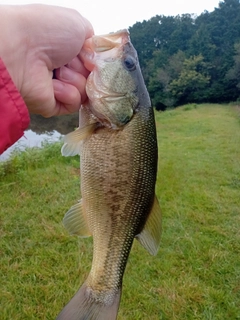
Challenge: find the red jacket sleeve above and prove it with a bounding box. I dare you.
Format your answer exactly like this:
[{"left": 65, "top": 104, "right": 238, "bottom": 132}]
[{"left": 0, "top": 58, "right": 30, "bottom": 154}]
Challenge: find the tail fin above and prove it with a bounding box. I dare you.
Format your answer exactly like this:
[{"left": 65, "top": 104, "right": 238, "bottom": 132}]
[{"left": 56, "top": 283, "right": 121, "bottom": 320}]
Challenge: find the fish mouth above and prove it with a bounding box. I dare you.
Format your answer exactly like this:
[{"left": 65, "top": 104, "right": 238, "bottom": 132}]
[
  {"left": 92, "top": 29, "right": 130, "bottom": 52},
  {"left": 80, "top": 29, "right": 130, "bottom": 71}
]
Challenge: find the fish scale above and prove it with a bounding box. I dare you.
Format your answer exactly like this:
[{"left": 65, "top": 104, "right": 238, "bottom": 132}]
[
  {"left": 58, "top": 29, "right": 161, "bottom": 320},
  {"left": 82, "top": 127, "right": 136, "bottom": 292}
]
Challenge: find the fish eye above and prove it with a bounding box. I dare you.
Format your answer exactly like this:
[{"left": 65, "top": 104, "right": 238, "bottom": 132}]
[{"left": 123, "top": 56, "right": 136, "bottom": 71}]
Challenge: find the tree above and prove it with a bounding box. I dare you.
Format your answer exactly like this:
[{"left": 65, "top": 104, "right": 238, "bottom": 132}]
[
  {"left": 148, "top": 51, "right": 186, "bottom": 107},
  {"left": 226, "top": 42, "right": 240, "bottom": 96},
  {"left": 129, "top": 0, "right": 240, "bottom": 106},
  {"left": 169, "top": 55, "right": 210, "bottom": 105}
]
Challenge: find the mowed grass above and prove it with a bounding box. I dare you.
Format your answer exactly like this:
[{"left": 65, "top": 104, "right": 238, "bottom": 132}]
[{"left": 0, "top": 104, "right": 240, "bottom": 319}]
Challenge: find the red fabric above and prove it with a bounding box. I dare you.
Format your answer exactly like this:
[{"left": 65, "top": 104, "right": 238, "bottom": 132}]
[{"left": 0, "top": 58, "right": 30, "bottom": 154}]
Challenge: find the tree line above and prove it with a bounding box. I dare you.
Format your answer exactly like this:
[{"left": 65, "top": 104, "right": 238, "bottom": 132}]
[{"left": 129, "top": 0, "right": 240, "bottom": 109}]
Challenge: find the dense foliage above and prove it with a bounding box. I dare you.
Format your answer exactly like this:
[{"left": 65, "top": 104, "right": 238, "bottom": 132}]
[{"left": 129, "top": 0, "right": 240, "bottom": 108}]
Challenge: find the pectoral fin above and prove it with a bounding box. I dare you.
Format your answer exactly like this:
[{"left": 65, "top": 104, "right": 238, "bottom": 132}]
[
  {"left": 63, "top": 200, "right": 91, "bottom": 237},
  {"left": 136, "top": 195, "right": 162, "bottom": 255},
  {"left": 61, "top": 123, "right": 97, "bottom": 157}
]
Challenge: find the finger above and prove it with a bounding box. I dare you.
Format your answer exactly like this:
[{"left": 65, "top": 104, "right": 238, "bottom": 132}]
[
  {"left": 66, "top": 56, "right": 90, "bottom": 78},
  {"left": 55, "top": 66, "right": 88, "bottom": 102},
  {"left": 82, "top": 15, "right": 95, "bottom": 39},
  {"left": 53, "top": 80, "right": 81, "bottom": 115}
]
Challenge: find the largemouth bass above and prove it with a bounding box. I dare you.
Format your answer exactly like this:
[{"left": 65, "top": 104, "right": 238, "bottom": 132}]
[{"left": 57, "top": 29, "right": 161, "bottom": 320}]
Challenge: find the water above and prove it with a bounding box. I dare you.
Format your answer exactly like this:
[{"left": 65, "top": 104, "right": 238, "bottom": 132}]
[{"left": 0, "top": 113, "right": 79, "bottom": 161}]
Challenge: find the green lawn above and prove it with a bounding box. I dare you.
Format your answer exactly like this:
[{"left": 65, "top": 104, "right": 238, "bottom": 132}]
[{"left": 0, "top": 104, "right": 239, "bottom": 319}]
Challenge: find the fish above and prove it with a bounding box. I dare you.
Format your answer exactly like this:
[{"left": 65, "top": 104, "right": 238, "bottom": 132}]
[{"left": 57, "top": 29, "right": 162, "bottom": 320}]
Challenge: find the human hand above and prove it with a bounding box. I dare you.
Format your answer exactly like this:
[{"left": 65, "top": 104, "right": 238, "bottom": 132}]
[{"left": 0, "top": 4, "right": 94, "bottom": 117}]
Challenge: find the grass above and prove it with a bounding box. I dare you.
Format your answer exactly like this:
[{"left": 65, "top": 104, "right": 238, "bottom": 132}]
[{"left": 1, "top": 104, "right": 240, "bottom": 319}]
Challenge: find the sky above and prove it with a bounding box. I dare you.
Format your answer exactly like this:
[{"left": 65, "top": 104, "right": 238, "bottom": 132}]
[{"left": 1, "top": 0, "right": 221, "bottom": 34}]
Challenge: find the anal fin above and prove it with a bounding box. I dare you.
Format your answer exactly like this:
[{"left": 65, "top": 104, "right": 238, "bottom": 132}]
[{"left": 136, "top": 195, "right": 162, "bottom": 255}]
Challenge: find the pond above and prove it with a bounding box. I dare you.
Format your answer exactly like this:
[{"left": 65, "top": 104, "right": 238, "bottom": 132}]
[{"left": 0, "top": 113, "right": 79, "bottom": 161}]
